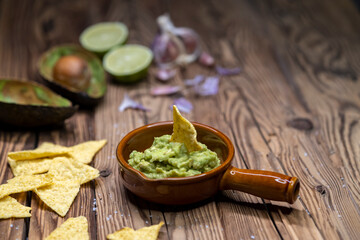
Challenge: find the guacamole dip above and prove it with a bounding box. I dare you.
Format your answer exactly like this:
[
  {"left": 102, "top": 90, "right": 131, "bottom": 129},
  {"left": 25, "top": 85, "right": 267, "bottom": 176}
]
[{"left": 128, "top": 135, "right": 221, "bottom": 179}]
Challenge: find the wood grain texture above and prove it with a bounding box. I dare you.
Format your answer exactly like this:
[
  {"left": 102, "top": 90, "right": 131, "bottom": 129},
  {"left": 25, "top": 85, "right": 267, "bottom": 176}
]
[
  {"left": 0, "top": 0, "right": 359, "bottom": 239},
  {"left": 206, "top": 0, "right": 360, "bottom": 239},
  {"left": 0, "top": 1, "right": 39, "bottom": 239}
]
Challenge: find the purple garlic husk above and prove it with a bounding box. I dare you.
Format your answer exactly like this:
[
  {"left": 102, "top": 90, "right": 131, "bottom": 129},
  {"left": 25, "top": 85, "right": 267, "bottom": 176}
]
[{"left": 153, "top": 14, "right": 201, "bottom": 67}]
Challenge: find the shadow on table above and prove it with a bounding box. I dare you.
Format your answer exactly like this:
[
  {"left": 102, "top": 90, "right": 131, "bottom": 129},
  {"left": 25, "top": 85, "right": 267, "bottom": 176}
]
[
  {"left": 125, "top": 189, "right": 301, "bottom": 217},
  {"left": 0, "top": 121, "right": 65, "bottom": 133}
]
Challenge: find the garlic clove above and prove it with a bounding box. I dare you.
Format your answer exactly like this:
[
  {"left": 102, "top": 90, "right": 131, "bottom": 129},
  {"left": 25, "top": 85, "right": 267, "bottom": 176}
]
[
  {"left": 198, "top": 52, "right": 215, "bottom": 67},
  {"left": 155, "top": 68, "right": 177, "bottom": 82}
]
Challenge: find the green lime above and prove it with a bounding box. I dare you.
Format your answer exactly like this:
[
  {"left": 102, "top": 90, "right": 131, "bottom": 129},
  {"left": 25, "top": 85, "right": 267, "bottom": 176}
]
[
  {"left": 103, "top": 44, "right": 153, "bottom": 83},
  {"left": 79, "top": 22, "right": 128, "bottom": 55}
]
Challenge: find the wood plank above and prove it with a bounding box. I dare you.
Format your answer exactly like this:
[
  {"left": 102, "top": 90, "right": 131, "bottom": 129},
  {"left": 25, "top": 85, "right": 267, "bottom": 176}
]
[
  {"left": 28, "top": 111, "right": 97, "bottom": 239},
  {"left": 168, "top": 0, "right": 325, "bottom": 239},
  {"left": 92, "top": 0, "right": 169, "bottom": 239},
  {"left": 1, "top": 0, "right": 359, "bottom": 239},
  {"left": 23, "top": 0, "right": 100, "bottom": 239},
  {"left": 0, "top": 1, "right": 39, "bottom": 239},
  {"left": 137, "top": 0, "right": 283, "bottom": 239},
  {"left": 255, "top": 0, "right": 360, "bottom": 238},
  {"left": 206, "top": 0, "right": 360, "bottom": 239},
  {"left": 0, "top": 132, "right": 35, "bottom": 240}
]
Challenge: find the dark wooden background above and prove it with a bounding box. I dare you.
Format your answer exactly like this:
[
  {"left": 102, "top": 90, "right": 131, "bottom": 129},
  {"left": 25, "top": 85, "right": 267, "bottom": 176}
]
[{"left": 0, "top": 0, "right": 359, "bottom": 239}]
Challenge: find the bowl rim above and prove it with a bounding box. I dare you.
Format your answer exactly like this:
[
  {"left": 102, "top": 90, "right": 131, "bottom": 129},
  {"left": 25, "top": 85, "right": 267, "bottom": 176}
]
[{"left": 116, "top": 121, "right": 234, "bottom": 184}]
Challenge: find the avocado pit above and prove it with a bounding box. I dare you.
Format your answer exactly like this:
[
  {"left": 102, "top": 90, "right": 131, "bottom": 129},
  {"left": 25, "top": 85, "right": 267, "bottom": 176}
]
[{"left": 53, "top": 55, "right": 91, "bottom": 92}]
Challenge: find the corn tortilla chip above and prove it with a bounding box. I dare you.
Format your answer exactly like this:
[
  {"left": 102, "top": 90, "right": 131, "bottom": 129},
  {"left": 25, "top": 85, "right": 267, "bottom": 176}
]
[
  {"left": 170, "top": 105, "right": 202, "bottom": 152},
  {"left": 35, "top": 140, "right": 107, "bottom": 164},
  {"left": 36, "top": 142, "right": 59, "bottom": 150},
  {"left": 107, "top": 221, "right": 164, "bottom": 240},
  {"left": 0, "top": 173, "right": 53, "bottom": 199},
  {"left": 69, "top": 139, "right": 107, "bottom": 164},
  {"left": 45, "top": 216, "right": 89, "bottom": 240},
  {"left": 0, "top": 196, "right": 31, "bottom": 219},
  {"left": 35, "top": 180, "right": 80, "bottom": 217},
  {"left": 34, "top": 157, "right": 98, "bottom": 217},
  {"left": 8, "top": 145, "right": 70, "bottom": 161},
  {"left": 8, "top": 156, "right": 53, "bottom": 176},
  {"left": 49, "top": 157, "right": 99, "bottom": 184}
]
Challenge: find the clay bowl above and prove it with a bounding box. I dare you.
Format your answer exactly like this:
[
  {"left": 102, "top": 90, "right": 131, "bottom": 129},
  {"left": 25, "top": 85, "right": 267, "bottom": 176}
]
[{"left": 117, "top": 121, "right": 300, "bottom": 205}]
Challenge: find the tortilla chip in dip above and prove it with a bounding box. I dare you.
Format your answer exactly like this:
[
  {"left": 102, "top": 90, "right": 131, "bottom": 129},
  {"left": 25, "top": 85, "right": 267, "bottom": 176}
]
[{"left": 170, "top": 105, "right": 202, "bottom": 152}]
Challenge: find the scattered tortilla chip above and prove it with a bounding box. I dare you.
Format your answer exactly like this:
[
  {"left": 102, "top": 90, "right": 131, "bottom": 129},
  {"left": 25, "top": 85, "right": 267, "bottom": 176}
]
[
  {"left": 8, "top": 140, "right": 106, "bottom": 177},
  {"left": 0, "top": 173, "right": 53, "bottom": 199},
  {"left": 0, "top": 196, "right": 31, "bottom": 219},
  {"left": 8, "top": 156, "right": 53, "bottom": 176},
  {"left": 45, "top": 216, "right": 89, "bottom": 240},
  {"left": 170, "top": 105, "right": 202, "bottom": 152},
  {"left": 49, "top": 157, "right": 99, "bottom": 184},
  {"left": 8, "top": 145, "right": 70, "bottom": 161},
  {"left": 34, "top": 157, "right": 98, "bottom": 217},
  {"left": 35, "top": 179, "right": 80, "bottom": 217},
  {"left": 107, "top": 221, "right": 164, "bottom": 240},
  {"left": 36, "top": 142, "right": 60, "bottom": 150},
  {"left": 69, "top": 140, "right": 107, "bottom": 164}
]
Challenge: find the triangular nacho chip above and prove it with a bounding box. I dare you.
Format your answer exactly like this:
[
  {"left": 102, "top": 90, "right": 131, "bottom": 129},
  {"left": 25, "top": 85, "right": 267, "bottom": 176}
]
[
  {"left": 0, "top": 173, "right": 53, "bottom": 199},
  {"left": 36, "top": 142, "right": 59, "bottom": 150},
  {"left": 8, "top": 144, "right": 70, "bottom": 161},
  {"left": 8, "top": 156, "right": 53, "bottom": 176},
  {"left": 107, "top": 221, "right": 164, "bottom": 240},
  {"left": 45, "top": 216, "right": 89, "bottom": 240},
  {"left": 69, "top": 140, "right": 107, "bottom": 164},
  {"left": 35, "top": 180, "right": 80, "bottom": 217},
  {"left": 34, "top": 157, "right": 98, "bottom": 217},
  {"left": 0, "top": 196, "right": 31, "bottom": 219},
  {"left": 34, "top": 140, "right": 107, "bottom": 164},
  {"left": 49, "top": 157, "right": 99, "bottom": 184},
  {"left": 170, "top": 105, "right": 202, "bottom": 152}
]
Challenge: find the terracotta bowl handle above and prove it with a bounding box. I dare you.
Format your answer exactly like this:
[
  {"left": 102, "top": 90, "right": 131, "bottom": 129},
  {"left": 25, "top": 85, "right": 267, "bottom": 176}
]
[{"left": 219, "top": 166, "right": 300, "bottom": 204}]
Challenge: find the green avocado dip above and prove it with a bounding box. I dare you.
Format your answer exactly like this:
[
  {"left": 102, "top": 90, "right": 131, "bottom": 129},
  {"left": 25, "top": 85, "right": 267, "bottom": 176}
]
[{"left": 128, "top": 134, "right": 221, "bottom": 179}]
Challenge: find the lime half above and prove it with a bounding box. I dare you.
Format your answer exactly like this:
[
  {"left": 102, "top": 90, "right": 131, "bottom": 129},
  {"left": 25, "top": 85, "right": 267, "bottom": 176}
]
[
  {"left": 103, "top": 44, "right": 153, "bottom": 83},
  {"left": 80, "top": 22, "right": 128, "bottom": 55}
]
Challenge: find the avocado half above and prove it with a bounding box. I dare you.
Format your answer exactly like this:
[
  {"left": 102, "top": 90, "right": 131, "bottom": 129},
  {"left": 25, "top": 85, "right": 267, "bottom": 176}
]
[
  {"left": 38, "top": 45, "right": 106, "bottom": 107},
  {"left": 0, "top": 79, "right": 78, "bottom": 127}
]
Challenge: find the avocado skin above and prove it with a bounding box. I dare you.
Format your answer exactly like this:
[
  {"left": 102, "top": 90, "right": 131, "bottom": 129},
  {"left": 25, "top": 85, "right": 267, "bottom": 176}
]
[
  {"left": 0, "top": 101, "right": 78, "bottom": 127},
  {"left": 43, "top": 78, "right": 103, "bottom": 107}
]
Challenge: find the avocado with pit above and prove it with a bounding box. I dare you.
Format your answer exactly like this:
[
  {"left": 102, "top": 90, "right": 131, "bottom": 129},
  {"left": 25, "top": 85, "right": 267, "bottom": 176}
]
[
  {"left": 38, "top": 45, "right": 106, "bottom": 106},
  {"left": 0, "top": 79, "right": 78, "bottom": 127}
]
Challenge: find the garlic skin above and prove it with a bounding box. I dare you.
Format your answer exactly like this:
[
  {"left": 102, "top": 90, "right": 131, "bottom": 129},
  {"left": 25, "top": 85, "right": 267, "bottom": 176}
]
[{"left": 152, "top": 14, "right": 201, "bottom": 67}]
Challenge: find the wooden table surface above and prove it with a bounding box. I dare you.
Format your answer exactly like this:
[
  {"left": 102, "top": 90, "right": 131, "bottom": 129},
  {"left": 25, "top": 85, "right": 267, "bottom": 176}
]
[{"left": 1, "top": 0, "right": 360, "bottom": 239}]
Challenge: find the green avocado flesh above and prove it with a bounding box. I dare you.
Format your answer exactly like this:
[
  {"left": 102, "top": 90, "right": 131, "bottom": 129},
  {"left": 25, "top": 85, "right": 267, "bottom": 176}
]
[
  {"left": 0, "top": 79, "right": 71, "bottom": 107},
  {"left": 128, "top": 135, "right": 221, "bottom": 179},
  {"left": 39, "top": 45, "right": 106, "bottom": 98}
]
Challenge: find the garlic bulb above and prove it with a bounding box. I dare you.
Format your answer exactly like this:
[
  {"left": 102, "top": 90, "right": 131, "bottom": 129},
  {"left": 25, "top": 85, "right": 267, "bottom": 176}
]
[{"left": 152, "top": 14, "right": 201, "bottom": 68}]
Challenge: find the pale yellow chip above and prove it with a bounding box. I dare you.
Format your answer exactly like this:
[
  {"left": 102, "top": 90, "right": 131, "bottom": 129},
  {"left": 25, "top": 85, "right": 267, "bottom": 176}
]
[
  {"left": 34, "top": 157, "right": 98, "bottom": 217},
  {"left": 8, "top": 156, "right": 53, "bottom": 176},
  {"left": 36, "top": 142, "right": 59, "bottom": 150},
  {"left": 35, "top": 140, "right": 107, "bottom": 164},
  {"left": 69, "top": 140, "right": 107, "bottom": 164},
  {"left": 107, "top": 221, "right": 164, "bottom": 240},
  {"left": 35, "top": 179, "right": 80, "bottom": 217},
  {"left": 8, "top": 144, "right": 70, "bottom": 161},
  {"left": 45, "top": 216, "right": 89, "bottom": 240},
  {"left": 49, "top": 157, "right": 99, "bottom": 184},
  {"left": 170, "top": 105, "right": 202, "bottom": 152},
  {"left": 0, "top": 196, "right": 31, "bottom": 219},
  {"left": 0, "top": 173, "right": 53, "bottom": 199}
]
